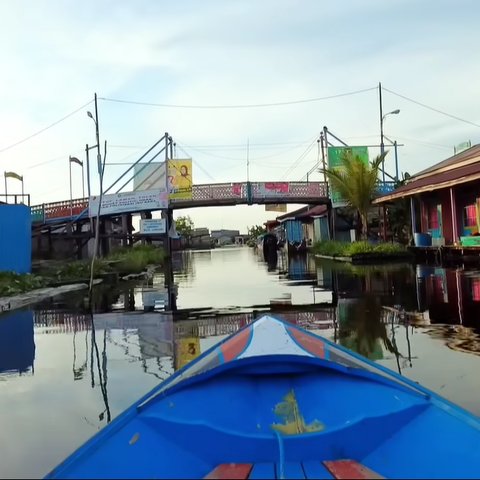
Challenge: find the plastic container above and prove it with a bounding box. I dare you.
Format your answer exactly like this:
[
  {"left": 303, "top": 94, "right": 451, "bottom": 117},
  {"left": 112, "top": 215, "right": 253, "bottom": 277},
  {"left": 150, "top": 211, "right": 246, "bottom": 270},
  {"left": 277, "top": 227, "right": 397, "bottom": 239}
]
[{"left": 414, "top": 232, "right": 432, "bottom": 247}]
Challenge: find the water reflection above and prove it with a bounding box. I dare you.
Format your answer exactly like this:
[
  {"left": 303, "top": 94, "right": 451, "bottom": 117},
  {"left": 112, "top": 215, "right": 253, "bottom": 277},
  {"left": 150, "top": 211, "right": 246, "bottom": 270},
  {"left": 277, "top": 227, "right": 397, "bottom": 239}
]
[
  {"left": 4, "top": 249, "right": 480, "bottom": 478},
  {"left": 0, "top": 310, "right": 35, "bottom": 376}
]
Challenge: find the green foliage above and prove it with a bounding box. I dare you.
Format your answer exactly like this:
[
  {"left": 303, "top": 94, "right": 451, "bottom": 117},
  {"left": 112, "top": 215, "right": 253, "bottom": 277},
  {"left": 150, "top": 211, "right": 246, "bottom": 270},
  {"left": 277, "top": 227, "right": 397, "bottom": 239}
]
[
  {"left": 343, "top": 241, "right": 375, "bottom": 256},
  {"left": 312, "top": 240, "right": 406, "bottom": 257},
  {"left": 387, "top": 178, "right": 412, "bottom": 245},
  {"left": 311, "top": 240, "right": 346, "bottom": 257},
  {"left": 372, "top": 242, "right": 407, "bottom": 254},
  {"left": 321, "top": 151, "right": 387, "bottom": 239},
  {"left": 0, "top": 246, "right": 166, "bottom": 297},
  {"left": 0, "top": 272, "right": 46, "bottom": 296},
  {"left": 248, "top": 225, "right": 266, "bottom": 239},
  {"left": 106, "top": 245, "right": 165, "bottom": 273},
  {"left": 175, "top": 215, "right": 194, "bottom": 238},
  {"left": 50, "top": 260, "right": 108, "bottom": 282}
]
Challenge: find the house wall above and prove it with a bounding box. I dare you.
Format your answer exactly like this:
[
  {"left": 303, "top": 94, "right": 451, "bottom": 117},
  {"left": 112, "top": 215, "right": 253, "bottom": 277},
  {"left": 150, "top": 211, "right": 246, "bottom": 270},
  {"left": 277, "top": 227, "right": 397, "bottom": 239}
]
[
  {"left": 303, "top": 222, "right": 315, "bottom": 246},
  {"left": 419, "top": 189, "right": 453, "bottom": 244},
  {"left": 454, "top": 180, "right": 480, "bottom": 237},
  {"left": 416, "top": 180, "right": 480, "bottom": 245}
]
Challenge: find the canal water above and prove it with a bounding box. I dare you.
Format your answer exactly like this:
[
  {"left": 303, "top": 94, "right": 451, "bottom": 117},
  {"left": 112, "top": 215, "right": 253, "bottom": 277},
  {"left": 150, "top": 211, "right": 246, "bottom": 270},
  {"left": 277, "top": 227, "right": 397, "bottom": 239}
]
[{"left": 2, "top": 247, "right": 480, "bottom": 478}]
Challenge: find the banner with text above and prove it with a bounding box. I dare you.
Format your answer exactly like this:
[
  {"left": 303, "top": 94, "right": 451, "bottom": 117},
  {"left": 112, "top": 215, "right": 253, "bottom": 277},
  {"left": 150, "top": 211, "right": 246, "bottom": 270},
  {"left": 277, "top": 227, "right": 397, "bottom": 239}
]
[
  {"left": 88, "top": 188, "right": 168, "bottom": 217},
  {"left": 168, "top": 159, "right": 192, "bottom": 200},
  {"left": 133, "top": 162, "right": 167, "bottom": 191},
  {"left": 327, "top": 146, "right": 369, "bottom": 207},
  {"left": 265, "top": 204, "right": 287, "bottom": 212},
  {"left": 258, "top": 182, "right": 289, "bottom": 197}
]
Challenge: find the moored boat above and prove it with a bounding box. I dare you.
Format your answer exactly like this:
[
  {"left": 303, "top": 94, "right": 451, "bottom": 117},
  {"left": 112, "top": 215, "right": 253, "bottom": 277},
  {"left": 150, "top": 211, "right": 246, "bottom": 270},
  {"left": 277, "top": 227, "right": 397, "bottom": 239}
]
[{"left": 46, "top": 315, "right": 480, "bottom": 479}]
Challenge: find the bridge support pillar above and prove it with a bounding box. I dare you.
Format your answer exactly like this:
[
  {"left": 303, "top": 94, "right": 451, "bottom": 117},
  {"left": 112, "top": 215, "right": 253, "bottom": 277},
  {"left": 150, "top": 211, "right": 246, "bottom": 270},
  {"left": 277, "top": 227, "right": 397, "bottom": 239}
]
[{"left": 121, "top": 214, "right": 129, "bottom": 248}]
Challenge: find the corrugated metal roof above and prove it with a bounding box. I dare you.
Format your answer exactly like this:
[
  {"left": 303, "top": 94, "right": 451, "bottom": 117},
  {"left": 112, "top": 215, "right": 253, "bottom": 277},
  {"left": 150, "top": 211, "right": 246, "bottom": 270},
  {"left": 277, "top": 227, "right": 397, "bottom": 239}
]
[
  {"left": 412, "top": 144, "right": 480, "bottom": 179},
  {"left": 374, "top": 159, "right": 480, "bottom": 203}
]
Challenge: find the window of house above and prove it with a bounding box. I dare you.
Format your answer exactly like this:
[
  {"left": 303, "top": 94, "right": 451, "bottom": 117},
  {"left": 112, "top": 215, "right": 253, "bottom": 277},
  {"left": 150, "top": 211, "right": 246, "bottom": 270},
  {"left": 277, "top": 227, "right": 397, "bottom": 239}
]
[
  {"left": 464, "top": 204, "right": 477, "bottom": 227},
  {"left": 427, "top": 204, "right": 439, "bottom": 230},
  {"left": 471, "top": 277, "right": 480, "bottom": 302}
]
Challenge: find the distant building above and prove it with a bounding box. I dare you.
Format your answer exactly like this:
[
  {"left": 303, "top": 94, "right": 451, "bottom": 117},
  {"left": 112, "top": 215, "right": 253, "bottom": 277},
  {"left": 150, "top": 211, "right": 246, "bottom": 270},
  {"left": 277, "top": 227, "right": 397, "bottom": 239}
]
[
  {"left": 190, "top": 227, "right": 213, "bottom": 249},
  {"left": 211, "top": 229, "right": 240, "bottom": 246},
  {"left": 234, "top": 234, "right": 249, "bottom": 245}
]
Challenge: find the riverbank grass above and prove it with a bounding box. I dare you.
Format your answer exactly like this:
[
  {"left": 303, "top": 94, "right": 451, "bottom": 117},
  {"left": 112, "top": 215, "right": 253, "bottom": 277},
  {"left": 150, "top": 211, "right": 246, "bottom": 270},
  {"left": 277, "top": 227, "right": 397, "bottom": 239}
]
[
  {"left": 0, "top": 245, "right": 166, "bottom": 296},
  {"left": 312, "top": 240, "right": 410, "bottom": 262}
]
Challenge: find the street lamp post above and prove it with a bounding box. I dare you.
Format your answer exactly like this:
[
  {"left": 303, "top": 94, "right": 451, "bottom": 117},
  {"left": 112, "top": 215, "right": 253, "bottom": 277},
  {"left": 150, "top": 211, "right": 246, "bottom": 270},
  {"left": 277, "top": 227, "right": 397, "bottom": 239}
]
[
  {"left": 69, "top": 156, "right": 84, "bottom": 218},
  {"left": 380, "top": 108, "right": 400, "bottom": 182}
]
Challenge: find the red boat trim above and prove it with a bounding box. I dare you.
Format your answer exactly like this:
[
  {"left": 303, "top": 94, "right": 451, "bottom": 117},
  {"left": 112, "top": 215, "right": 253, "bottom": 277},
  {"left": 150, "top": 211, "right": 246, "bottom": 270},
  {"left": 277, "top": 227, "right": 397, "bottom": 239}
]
[
  {"left": 286, "top": 325, "right": 326, "bottom": 359},
  {"left": 220, "top": 325, "right": 253, "bottom": 363},
  {"left": 204, "top": 463, "right": 253, "bottom": 479}
]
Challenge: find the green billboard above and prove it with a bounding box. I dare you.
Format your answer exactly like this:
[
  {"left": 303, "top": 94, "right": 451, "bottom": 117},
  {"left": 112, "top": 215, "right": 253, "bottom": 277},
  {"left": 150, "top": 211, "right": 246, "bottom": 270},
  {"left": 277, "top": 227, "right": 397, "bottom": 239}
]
[{"left": 327, "top": 146, "right": 369, "bottom": 206}]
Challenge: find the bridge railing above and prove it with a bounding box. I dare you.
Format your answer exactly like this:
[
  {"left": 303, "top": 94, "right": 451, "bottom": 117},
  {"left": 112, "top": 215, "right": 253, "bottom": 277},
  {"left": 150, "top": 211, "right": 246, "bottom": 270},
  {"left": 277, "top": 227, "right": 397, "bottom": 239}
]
[
  {"left": 31, "top": 182, "right": 331, "bottom": 224},
  {"left": 31, "top": 198, "right": 89, "bottom": 224}
]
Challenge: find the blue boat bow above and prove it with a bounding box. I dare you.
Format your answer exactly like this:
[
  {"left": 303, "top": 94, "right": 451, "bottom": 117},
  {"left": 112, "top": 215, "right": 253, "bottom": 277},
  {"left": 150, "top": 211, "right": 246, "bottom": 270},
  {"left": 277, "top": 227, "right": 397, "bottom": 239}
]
[{"left": 46, "top": 314, "right": 480, "bottom": 479}]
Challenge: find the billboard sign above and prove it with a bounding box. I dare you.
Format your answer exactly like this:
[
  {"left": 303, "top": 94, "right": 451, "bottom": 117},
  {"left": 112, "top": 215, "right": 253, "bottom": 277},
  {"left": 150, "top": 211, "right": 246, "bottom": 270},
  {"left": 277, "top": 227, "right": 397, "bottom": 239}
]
[
  {"left": 257, "top": 182, "right": 289, "bottom": 197},
  {"left": 139, "top": 218, "right": 166, "bottom": 234},
  {"left": 167, "top": 159, "right": 192, "bottom": 200},
  {"left": 454, "top": 140, "right": 471, "bottom": 155},
  {"left": 327, "top": 146, "right": 369, "bottom": 207},
  {"left": 133, "top": 162, "right": 167, "bottom": 191},
  {"left": 88, "top": 188, "right": 168, "bottom": 217}
]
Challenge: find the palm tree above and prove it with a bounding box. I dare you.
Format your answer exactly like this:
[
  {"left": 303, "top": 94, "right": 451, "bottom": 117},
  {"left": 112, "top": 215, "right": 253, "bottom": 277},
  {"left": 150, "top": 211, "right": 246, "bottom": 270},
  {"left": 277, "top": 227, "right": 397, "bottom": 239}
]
[{"left": 321, "top": 151, "right": 387, "bottom": 239}]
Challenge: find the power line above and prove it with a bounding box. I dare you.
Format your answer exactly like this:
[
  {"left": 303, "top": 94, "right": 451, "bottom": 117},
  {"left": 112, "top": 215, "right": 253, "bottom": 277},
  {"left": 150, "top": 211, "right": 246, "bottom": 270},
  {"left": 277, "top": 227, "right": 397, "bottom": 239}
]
[
  {"left": 177, "top": 138, "right": 315, "bottom": 163},
  {"left": 0, "top": 99, "right": 94, "bottom": 154},
  {"left": 384, "top": 87, "right": 480, "bottom": 128},
  {"left": 387, "top": 133, "right": 452, "bottom": 151},
  {"left": 176, "top": 144, "right": 217, "bottom": 182},
  {"left": 98, "top": 87, "right": 377, "bottom": 110},
  {"left": 281, "top": 138, "right": 318, "bottom": 180}
]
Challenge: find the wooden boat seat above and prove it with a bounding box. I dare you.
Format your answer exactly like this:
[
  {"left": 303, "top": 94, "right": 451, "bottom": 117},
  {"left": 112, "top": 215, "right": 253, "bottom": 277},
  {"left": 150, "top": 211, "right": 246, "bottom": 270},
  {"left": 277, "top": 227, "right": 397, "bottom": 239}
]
[
  {"left": 323, "top": 460, "right": 384, "bottom": 479},
  {"left": 204, "top": 460, "right": 384, "bottom": 479}
]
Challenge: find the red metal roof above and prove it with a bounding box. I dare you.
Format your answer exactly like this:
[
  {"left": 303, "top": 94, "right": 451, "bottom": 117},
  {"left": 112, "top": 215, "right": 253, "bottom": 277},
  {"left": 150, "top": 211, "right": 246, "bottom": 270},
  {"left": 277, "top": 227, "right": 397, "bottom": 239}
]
[
  {"left": 276, "top": 204, "right": 327, "bottom": 221},
  {"left": 374, "top": 145, "right": 480, "bottom": 203}
]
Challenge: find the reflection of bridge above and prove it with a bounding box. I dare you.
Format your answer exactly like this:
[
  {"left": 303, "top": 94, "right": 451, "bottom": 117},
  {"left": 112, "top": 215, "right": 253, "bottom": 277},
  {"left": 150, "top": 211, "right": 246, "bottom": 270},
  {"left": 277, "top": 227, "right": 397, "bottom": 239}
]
[
  {"left": 30, "top": 181, "right": 328, "bottom": 224},
  {"left": 33, "top": 308, "right": 336, "bottom": 336}
]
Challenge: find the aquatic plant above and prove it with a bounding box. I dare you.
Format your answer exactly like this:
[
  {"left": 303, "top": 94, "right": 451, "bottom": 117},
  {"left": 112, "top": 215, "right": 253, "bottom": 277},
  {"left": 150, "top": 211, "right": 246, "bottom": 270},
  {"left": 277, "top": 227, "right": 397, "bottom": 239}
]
[{"left": 0, "top": 272, "right": 46, "bottom": 296}]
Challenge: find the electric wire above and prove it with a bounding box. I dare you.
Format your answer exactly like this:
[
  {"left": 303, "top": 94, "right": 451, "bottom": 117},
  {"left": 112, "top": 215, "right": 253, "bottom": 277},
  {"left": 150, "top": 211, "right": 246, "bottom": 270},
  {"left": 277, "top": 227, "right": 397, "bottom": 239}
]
[
  {"left": 384, "top": 87, "right": 480, "bottom": 128},
  {"left": 281, "top": 138, "right": 318, "bottom": 180},
  {"left": 0, "top": 99, "right": 94, "bottom": 154},
  {"left": 98, "top": 87, "right": 377, "bottom": 110}
]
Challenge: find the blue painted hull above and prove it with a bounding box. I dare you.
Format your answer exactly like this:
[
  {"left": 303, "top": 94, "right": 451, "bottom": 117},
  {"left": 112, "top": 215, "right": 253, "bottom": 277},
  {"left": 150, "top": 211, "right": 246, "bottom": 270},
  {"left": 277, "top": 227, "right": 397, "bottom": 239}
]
[{"left": 46, "top": 315, "right": 480, "bottom": 479}]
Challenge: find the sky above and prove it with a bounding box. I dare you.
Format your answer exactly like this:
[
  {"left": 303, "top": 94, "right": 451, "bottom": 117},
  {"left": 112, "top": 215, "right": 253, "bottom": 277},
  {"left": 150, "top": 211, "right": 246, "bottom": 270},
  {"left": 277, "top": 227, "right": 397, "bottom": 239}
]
[{"left": 1, "top": 0, "right": 480, "bottom": 232}]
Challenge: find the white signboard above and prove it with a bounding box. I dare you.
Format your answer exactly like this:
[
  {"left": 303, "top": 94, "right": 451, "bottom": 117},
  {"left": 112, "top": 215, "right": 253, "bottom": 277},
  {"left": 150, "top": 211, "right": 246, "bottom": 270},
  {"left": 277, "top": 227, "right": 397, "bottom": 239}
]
[
  {"left": 133, "top": 162, "right": 167, "bottom": 191},
  {"left": 140, "top": 218, "right": 166, "bottom": 234},
  {"left": 88, "top": 188, "right": 168, "bottom": 217}
]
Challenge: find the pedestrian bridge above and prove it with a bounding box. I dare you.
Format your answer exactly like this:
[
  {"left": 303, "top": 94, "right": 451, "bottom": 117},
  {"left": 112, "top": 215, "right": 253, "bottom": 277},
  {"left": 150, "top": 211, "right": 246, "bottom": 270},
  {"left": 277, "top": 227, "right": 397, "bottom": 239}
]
[{"left": 30, "top": 181, "right": 329, "bottom": 224}]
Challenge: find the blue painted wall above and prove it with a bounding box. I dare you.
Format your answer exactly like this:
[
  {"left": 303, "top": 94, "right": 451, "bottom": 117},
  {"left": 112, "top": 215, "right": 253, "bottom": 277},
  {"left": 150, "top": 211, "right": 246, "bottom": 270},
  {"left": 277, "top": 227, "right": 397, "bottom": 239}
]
[
  {"left": 0, "top": 204, "right": 31, "bottom": 273},
  {"left": 285, "top": 219, "right": 303, "bottom": 243}
]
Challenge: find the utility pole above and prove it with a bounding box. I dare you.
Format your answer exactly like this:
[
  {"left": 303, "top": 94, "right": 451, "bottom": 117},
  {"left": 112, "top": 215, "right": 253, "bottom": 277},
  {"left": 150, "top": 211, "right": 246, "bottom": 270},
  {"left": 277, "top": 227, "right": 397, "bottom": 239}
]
[
  {"left": 379, "top": 82, "right": 385, "bottom": 182},
  {"left": 323, "top": 126, "right": 334, "bottom": 241}
]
